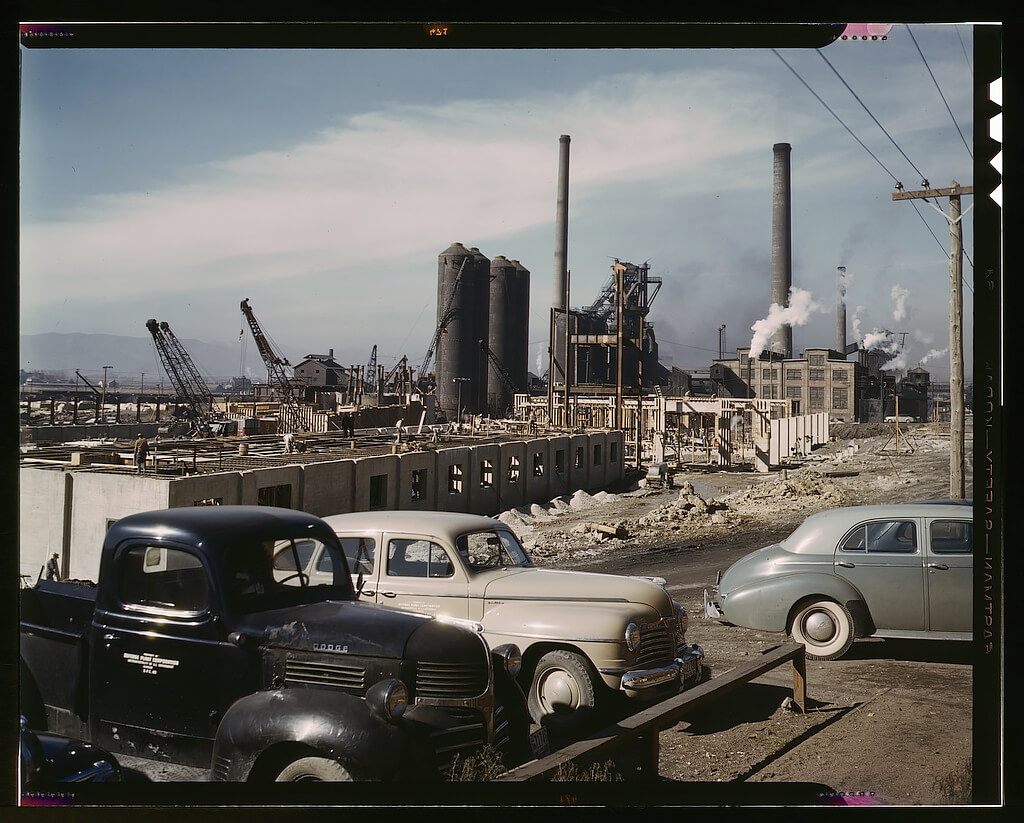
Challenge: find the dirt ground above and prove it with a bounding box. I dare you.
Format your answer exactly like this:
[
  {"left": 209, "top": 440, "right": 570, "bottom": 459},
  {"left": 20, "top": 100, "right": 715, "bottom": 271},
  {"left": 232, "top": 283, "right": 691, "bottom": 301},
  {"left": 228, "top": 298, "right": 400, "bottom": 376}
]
[{"left": 498, "top": 421, "right": 978, "bottom": 806}]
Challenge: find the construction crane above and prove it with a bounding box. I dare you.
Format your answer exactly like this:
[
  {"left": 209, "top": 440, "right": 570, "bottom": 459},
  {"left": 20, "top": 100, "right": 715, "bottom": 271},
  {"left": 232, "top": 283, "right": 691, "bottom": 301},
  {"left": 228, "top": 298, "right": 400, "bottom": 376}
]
[
  {"left": 146, "top": 319, "right": 215, "bottom": 434},
  {"left": 483, "top": 344, "right": 518, "bottom": 400},
  {"left": 239, "top": 298, "right": 306, "bottom": 434},
  {"left": 420, "top": 258, "right": 467, "bottom": 378},
  {"left": 365, "top": 345, "right": 378, "bottom": 393}
]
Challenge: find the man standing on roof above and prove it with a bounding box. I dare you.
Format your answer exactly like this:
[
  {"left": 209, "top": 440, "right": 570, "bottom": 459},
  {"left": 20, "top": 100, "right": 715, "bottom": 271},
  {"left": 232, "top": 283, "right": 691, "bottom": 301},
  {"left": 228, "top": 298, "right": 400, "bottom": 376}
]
[{"left": 134, "top": 433, "right": 150, "bottom": 473}]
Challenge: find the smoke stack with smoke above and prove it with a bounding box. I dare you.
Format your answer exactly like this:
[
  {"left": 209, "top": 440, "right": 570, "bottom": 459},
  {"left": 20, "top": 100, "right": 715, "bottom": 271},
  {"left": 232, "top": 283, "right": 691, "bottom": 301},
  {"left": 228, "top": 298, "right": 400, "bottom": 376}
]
[
  {"left": 836, "top": 266, "right": 852, "bottom": 356},
  {"left": 749, "top": 287, "right": 822, "bottom": 359},
  {"left": 918, "top": 347, "right": 948, "bottom": 366}
]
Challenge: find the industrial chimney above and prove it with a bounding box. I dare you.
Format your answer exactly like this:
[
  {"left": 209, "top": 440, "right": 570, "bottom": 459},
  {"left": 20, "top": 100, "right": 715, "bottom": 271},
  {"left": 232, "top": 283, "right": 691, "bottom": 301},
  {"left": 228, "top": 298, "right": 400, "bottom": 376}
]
[
  {"left": 771, "top": 143, "right": 793, "bottom": 359},
  {"left": 836, "top": 266, "right": 848, "bottom": 358},
  {"left": 552, "top": 135, "right": 570, "bottom": 311}
]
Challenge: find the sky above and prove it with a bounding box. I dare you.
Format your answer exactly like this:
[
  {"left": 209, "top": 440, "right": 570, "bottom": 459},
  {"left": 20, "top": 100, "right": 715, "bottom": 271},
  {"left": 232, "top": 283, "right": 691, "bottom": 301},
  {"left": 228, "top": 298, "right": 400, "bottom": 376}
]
[{"left": 19, "top": 22, "right": 984, "bottom": 384}]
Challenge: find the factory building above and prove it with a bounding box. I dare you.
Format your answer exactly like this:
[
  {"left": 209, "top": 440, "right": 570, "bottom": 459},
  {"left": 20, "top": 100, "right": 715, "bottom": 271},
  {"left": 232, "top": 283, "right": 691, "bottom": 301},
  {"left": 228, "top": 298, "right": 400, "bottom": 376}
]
[{"left": 293, "top": 350, "right": 347, "bottom": 388}]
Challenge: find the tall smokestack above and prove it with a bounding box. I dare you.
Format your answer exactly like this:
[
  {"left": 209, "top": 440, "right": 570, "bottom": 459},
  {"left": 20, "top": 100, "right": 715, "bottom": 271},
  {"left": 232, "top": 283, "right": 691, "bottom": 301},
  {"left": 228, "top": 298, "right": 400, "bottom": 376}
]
[
  {"left": 552, "top": 135, "right": 570, "bottom": 310},
  {"left": 771, "top": 143, "right": 793, "bottom": 358},
  {"left": 836, "top": 266, "right": 847, "bottom": 358}
]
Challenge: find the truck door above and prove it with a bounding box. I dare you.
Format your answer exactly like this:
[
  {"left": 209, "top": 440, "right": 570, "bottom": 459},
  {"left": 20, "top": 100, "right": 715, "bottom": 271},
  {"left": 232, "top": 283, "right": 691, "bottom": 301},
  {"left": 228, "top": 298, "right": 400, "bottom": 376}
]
[
  {"left": 924, "top": 519, "right": 972, "bottom": 633},
  {"left": 90, "top": 542, "right": 226, "bottom": 768},
  {"left": 376, "top": 536, "right": 470, "bottom": 619}
]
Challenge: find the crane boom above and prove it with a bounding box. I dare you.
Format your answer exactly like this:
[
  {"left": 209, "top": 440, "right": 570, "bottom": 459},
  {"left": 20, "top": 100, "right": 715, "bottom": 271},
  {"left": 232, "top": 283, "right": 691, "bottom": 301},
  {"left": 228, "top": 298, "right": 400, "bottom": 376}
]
[
  {"left": 239, "top": 298, "right": 306, "bottom": 433},
  {"left": 146, "top": 319, "right": 214, "bottom": 434},
  {"left": 420, "top": 258, "right": 468, "bottom": 376}
]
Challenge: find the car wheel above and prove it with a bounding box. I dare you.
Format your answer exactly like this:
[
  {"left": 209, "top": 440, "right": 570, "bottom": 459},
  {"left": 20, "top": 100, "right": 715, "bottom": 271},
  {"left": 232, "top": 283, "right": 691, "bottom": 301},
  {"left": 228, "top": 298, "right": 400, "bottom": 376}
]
[
  {"left": 527, "top": 650, "right": 599, "bottom": 738},
  {"left": 790, "top": 599, "right": 855, "bottom": 660},
  {"left": 275, "top": 756, "right": 355, "bottom": 782}
]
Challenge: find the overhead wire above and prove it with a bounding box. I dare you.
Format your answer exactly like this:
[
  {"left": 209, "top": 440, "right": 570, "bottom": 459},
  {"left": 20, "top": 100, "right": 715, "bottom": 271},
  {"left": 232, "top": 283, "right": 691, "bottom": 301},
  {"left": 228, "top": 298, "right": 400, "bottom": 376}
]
[
  {"left": 772, "top": 47, "right": 972, "bottom": 294},
  {"left": 907, "top": 25, "right": 973, "bottom": 159}
]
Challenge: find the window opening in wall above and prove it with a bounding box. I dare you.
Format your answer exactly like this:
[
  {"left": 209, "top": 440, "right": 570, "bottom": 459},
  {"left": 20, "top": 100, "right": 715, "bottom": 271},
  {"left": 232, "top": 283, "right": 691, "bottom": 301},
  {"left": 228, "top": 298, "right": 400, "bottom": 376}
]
[
  {"left": 533, "top": 452, "right": 544, "bottom": 477},
  {"left": 448, "top": 463, "right": 463, "bottom": 495},
  {"left": 480, "top": 459, "right": 494, "bottom": 489},
  {"left": 593, "top": 444, "right": 602, "bottom": 466},
  {"left": 257, "top": 484, "right": 292, "bottom": 508},
  {"left": 193, "top": 498, "right": 223, "bottom": 506},
  {"left": 575, "top": 448, "right": 584, "bottom": 469},
  {"left": 368, "top": 474, "right": 388, "bottom": 509},
  {"left": 410, "top": 469, "right": 426, "bottom": 502},
  {"left": 610, "top": 442, "right": 619, "bottom": 463},
  {"left": 555, "top": 449, "right": 565, "bottom": 473},
  {"left": 507, "top": 456, "right": 520, "bottom": 484}
]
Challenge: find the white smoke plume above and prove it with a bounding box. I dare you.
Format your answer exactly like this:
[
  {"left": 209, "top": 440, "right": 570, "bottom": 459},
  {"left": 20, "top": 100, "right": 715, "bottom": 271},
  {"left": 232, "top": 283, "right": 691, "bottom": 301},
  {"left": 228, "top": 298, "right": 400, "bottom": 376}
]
[
  {"left": 535, "top": 342, "right": 546, "bottom": 377},
  {"left": 891, "top": 284, "right": 910, "bottom": 322},
  {"left": 862, "top": 328, "right": 900, "bottom": 354},
  {"left": 881, "top": 352, "right": 908, "bottom": 372},
  {"left": 918, "top": 347, "right": 948, "bottom": 365},
  {"left": 851, "top": 305, "right": 865, "bottom": 341},
  {"left": 748, "top": 287, "right": 823, "bottom": 358}
]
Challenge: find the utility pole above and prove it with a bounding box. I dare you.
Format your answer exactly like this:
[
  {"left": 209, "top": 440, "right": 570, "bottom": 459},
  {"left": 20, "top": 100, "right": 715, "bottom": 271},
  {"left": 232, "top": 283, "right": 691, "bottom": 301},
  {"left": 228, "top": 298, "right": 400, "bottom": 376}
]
[{"left": 892, "top": 181, "right": 972, "bottom": 498}]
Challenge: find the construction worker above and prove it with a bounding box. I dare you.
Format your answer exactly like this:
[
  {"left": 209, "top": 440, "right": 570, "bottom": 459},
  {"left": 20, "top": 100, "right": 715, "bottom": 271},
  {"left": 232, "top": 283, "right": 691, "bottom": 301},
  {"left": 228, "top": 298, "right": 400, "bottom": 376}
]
[
  {"left": 134, "top": 433, "right": 150, "bottom": 473},
  {"left": 45, "top": 553, "right": 61, "bottom": 581}
]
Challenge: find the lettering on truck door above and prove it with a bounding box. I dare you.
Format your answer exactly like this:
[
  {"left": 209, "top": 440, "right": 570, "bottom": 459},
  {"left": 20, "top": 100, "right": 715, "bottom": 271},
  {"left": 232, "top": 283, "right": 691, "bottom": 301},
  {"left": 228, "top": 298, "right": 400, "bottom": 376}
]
[{"left": 91, "top": 543, "right": 222, "bottom": 767}]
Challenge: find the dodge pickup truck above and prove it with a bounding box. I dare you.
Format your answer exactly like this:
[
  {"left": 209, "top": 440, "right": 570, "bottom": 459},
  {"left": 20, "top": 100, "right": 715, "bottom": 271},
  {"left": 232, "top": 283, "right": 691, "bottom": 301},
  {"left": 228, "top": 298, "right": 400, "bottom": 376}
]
[
  {"left": 301, "top": 511, "right": 704, "bottom": 739},
  {"left": 19, "top": 506, "right": 531, "bottom": 782}
]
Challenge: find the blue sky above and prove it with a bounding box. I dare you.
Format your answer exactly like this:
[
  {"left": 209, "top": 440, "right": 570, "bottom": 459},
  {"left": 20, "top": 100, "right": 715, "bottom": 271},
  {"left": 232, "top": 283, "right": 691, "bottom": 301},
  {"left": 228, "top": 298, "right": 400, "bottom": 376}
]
[{"left": 19, "top": 23, "right": 982, "bottom": 382}]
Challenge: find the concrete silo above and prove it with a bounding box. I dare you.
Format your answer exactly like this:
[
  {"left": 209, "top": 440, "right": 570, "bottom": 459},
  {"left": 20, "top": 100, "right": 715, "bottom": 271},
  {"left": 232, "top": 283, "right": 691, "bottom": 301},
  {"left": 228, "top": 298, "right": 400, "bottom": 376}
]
[
  {"left": 436, "top": 242, "right": 490, "bottom": 421},
  {"left": 487, "top": 256, "right": 530, "bottom": 416}
]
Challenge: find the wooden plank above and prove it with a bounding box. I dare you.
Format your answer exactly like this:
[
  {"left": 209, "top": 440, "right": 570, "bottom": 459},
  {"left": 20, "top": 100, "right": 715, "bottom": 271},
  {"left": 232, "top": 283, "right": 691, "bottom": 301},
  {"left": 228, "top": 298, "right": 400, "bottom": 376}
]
[
  {"left": 498, "top": 642, "right": 805, "bottom": 782},
  {"left": 892, "top": 185, "right": 973, "bottom": 200}
]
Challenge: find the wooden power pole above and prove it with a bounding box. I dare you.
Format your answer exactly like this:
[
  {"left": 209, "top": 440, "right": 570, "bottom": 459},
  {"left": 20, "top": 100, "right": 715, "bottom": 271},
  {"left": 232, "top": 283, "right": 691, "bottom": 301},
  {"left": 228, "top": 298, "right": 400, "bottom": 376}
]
[{"left": 892, "top": 181, "right": 972, "bottom": 498}]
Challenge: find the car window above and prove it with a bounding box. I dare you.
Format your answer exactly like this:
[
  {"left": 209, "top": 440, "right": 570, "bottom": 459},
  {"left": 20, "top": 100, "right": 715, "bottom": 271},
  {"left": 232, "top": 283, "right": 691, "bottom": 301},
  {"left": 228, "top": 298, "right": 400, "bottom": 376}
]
[
  {"left": 337, "top": 536, "right": 376, "bottom": 575},
  {"left": 387, "top": 539, "right": 453, "bottom": 578},
  {"left": 457, "top": 529, "right": 532, "bottom": 570},
  {"left": 118, "top": 545, "right": 210, "bottom": 614},
  {"left": 272, "top": 538, "right": 318, "bottom": 572},
  {"left": 930, "top": 520, "right": 972, "bottom": 555},
  {"left": 841, "top": 520, "right": 918, "bottom": 553}
]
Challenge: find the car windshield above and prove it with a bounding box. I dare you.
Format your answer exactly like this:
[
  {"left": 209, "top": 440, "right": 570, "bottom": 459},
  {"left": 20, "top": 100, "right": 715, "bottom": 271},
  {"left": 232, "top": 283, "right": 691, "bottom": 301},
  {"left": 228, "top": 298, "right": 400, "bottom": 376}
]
[
  {"left": 456, "top": 529, "right": 533, "bottom": 571},
  {"left": 224, "top": 536, "right": 353, "bottom": 612}
]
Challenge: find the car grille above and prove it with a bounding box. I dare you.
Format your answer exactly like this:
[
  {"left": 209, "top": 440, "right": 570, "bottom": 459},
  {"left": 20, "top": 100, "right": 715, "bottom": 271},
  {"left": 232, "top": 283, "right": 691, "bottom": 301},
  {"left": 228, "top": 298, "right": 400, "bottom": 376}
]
[
  {"left": 636, "top": 620, "right": 676, "bottom": 668},
  {"left": 415, "top": 661, "right": 488, "bottom": 699},
  {"left": 285, "top": 659, "right": 366, "bottom": 693},
  {"left": 211, "top": 755, "right": 231, "bottom": 782}
]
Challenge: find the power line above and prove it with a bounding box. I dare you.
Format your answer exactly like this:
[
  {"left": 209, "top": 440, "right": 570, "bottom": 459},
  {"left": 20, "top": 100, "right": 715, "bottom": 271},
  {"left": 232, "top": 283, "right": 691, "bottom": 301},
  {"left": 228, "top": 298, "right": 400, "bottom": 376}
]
[
  {"left": 815, "top": 49, "right": 929, "bottom": 182},
  {"left": 907, "top": 25, "right": 973, "bottom": 160}
]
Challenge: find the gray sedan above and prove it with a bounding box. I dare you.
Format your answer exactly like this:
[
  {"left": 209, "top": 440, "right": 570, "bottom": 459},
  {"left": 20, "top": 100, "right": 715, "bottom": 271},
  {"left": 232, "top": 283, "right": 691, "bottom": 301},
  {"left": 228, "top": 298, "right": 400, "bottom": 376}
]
[{"left": 705, "top": 501, "right": 972, "bottom": 660}]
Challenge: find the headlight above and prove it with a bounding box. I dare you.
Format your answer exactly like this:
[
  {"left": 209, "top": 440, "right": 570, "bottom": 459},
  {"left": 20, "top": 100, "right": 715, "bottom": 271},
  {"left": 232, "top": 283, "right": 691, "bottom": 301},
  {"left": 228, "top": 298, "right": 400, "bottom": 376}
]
[
  {"left": 491, "top": 644, "right": 522, "bottom": 679},
  {"left": 625, "top": 622, "right": 641, "bottom": 652},
  {"left": 366, "top": 678, "right": 408, "bottom": 723},
  {"left": 676, "top": 605, "right": 689, "bottom": 638}
]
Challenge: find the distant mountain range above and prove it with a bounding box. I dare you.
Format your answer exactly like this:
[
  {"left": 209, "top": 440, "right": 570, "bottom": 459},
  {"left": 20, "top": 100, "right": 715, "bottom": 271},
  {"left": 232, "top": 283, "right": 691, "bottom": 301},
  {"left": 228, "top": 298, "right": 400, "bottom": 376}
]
[{"left": 20, "top": 332, "right": 271, "bottom": 384}]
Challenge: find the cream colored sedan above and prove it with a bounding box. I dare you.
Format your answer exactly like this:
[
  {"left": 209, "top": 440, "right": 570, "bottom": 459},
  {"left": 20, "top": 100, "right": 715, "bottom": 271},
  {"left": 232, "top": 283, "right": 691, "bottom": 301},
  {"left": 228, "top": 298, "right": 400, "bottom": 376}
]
[{"left": 274, "top": 510, "right": 704, "bottom": 740}]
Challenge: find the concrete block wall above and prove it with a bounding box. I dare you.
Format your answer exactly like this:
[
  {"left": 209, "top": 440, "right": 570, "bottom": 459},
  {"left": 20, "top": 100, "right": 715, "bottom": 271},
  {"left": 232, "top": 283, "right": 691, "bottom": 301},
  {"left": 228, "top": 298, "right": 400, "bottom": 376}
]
[
  {"left": 353, "top": 454, "right": 399, "bottom": 512},
  {"left": 467, "top": 442, "right": 501, "bottom": 516},
  {"left": 167, "top": 472, "right": 244, "bottom": 508},
  {"left": 66, "top": 473, "right": 172, "bottom": 581},
  {"left": 299, "top": 460, "right": 355, "bottom": 516},
  {"left": 568, "top": 434, "right": 591, "bottom": 492},
  {"left": 546, "top": 436, "right": 572, "bottom": 498},
  {"left": 19, "top": 432, "right": 629, "bottom": 581},
  {"left": 498, "top": 440, "right": 528, "bottom": 512},
  {"left": 434, "top": 446, "right": 471, "bottom": 512},
  {"left": 240, "top": 465, "right": 305, "bottom": 509},
  {"left": 19, "top": 468, "right": 70, "bottom": 581},
  {"left": 397, "top": 450, "right": 436, "bottom": 511},
  {"left": 525, "top": 438, "right": 551, "bottom": 504}
]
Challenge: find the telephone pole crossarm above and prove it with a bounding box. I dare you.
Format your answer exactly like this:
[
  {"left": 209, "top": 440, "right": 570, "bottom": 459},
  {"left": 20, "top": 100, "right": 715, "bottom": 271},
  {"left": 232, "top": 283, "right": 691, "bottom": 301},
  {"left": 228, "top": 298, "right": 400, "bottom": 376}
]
[{"left": 892, "top": 184, "right": 973, "bottom": 201}]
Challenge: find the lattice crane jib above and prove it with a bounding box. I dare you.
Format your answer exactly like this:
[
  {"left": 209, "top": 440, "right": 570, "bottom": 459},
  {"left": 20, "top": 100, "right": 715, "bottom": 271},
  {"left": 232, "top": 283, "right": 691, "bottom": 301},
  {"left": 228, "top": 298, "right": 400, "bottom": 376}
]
[
  {"left": 239, "top": 299, "right": 307, "bottom": 434},
  {"left": 146, "top": 319, "right": 214, "bottom": 435}
]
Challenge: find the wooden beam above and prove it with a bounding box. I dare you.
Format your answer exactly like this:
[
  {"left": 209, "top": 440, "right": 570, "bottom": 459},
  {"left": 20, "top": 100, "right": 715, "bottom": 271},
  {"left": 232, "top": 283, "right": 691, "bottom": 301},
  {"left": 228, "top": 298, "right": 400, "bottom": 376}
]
[
  {"left": 498, "top": 642, "right": 807, "bottom": 782},
  {"left": 892, "top": 185, "right": 973, "bottom": 200}
]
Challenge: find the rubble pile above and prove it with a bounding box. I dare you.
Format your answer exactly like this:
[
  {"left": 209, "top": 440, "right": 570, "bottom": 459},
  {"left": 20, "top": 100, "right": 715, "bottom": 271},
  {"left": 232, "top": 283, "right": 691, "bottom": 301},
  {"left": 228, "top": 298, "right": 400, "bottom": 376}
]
[
  {"left": 633, "top": 482, "right": 735, "bottom": 535},
  {"left": 720, "top": 470, "right": 846, "bottom": 512}
]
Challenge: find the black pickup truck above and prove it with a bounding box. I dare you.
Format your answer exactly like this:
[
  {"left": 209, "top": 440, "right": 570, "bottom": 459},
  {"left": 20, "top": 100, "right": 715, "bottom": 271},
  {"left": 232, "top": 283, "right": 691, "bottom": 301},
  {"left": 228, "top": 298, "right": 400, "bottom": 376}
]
[{"left": 20, "top": 506, "right": 531, "bottom": 782}]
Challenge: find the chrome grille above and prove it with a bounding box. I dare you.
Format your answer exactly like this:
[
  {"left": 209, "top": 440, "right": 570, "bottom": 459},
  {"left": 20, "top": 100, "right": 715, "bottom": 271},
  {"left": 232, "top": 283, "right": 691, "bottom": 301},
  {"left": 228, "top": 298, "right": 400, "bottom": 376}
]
[
  {"left": 415, "top": 661, "right": 488, "bottom": 699},
  {"left": 285, "top": 659, "right": 365, "bottom": 693},
  {"left": 636, "top": 621, "right": 676, "bottom": 668},
  {"left": 211, "top": 755, "right": 231, "bottom": 782}
]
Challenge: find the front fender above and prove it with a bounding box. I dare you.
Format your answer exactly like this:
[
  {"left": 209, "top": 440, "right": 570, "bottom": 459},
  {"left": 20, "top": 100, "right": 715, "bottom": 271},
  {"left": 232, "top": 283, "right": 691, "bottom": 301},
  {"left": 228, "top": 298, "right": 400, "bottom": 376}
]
[
  {"left": 212, "top": 689, "right": 437, "bottom": 782},
  {"left": 721, "top": 572, "right": 864, "bottom": 632}
]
